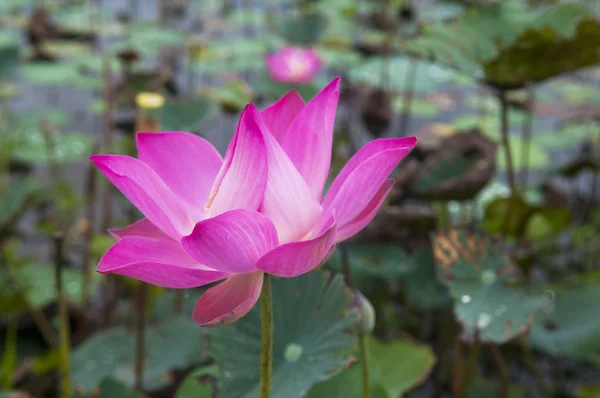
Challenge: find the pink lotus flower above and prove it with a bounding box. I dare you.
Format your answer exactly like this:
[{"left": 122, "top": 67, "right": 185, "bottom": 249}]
[
  {"left": 92, "top": 78, "right": 416, "bottom": 326},
  {"left": 265, "top": 46, "right": 322, "bottom": 84}
]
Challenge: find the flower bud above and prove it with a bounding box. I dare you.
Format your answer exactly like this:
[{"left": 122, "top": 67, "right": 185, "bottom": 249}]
[{"left": 354, "top": 290, "right": 376, "bottom": 335}]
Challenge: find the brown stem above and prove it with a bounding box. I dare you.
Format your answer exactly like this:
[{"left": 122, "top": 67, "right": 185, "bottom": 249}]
[
  {"left": 499, "top": 92, "right": 516, "bottom": 194},
  {"left": 101, "top": 55, "right": 114, "bottom": 232},
  {"left": 81, "top": 143, "right": 98, "bottom": 310},
  {"left": 520, "top": 88, "right": 535, "bottom": 190},
  {"left": 174, "top": 290, "right": 184, "bottom": 315},
  {"left": 134, "top": 283, "right": 148, "bottom": 392},
  {"left": 399, "top": 59, "right": 419, "bottom": 137},
  {"left": 490, "top": 344, "right": 509, "bottom": 398},
  {"left": 452, "top": 336, "right": 465, "bottom": 398}
]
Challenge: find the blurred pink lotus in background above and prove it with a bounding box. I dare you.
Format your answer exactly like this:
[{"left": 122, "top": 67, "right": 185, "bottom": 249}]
[
  {"left": 265, "top": 46, "right": 323, "bottom": 84},
  {"left": 91, "top": 77, "right": 417, "bottom": 327}
]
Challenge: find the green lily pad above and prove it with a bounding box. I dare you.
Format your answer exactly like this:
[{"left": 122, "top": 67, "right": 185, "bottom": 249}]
[
  {"left": 98, "top": 379, "right": 147, "bottom": 398},
  {"left": 71, "top": 316, "right": 204, "bottom": 392},
  {"left": 156, "top": 98, "right": 218, "bottom": 133},
  {"left": 209, "top": 272, "right": 358, "bottom": 398},
  {"left": 433, "top": 229, "right": 547, "bottom": 343},
  {"left": 525, "top": 206, "right": 572, "bottom": 241},
  {"left": 21, "top": 62, "right": 80, "bottom": 86},
  {"left": 200, "top": 81, "right": 254, "bottom": 114},
  {"left": 0, "top": 264, "right": 96, "bottom": 315},
  {"left": 0, "top": 178, "right": 44, "bottom": 236},
  {"left": 531, "top": 284, "right": 600, "bottom": 360},
  {"left": 404, "top": 2, "right": 600, "bottom": 88},
  {"left": 9, "top": 131, "right": 92, "bottom": 165},
  {"left": 307, "top": 336, "right": 436, "bottom": 398},
  {"left": 350, "top": 56, "right": 453, "bottom": 93},
  {"left": 406, "top": 248, "right": 452, "bottom": 310},
  {"left": 483, "top": 195, "right": 536, "bottom": 238},
  {"left": 174, "top": 365, "right": 218, "bottom": 398},
  {"left": 122, "top": 24, "right": 185, "bottom": 56},
  {"left": 253, "top": 75, "right": 320, "bottom": 103},
  {"left": 326, "top": 243, "right": 415, "bottom": 295},
  {"left": 277, "top": 12, "right": 328, "bottom": 45},
  {"left": 0, "top": 39, "right": 19, "bottom": 80}
]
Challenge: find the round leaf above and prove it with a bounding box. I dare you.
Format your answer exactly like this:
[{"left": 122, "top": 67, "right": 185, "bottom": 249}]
[{"left": 209, "top": 272, "right": 358, "bottom": 398}]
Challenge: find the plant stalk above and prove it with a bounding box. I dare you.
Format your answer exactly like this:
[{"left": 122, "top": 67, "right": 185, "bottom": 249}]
[
  {"left": 490, "top": 344, "right": 509, "bottom": 398},
  {"left": 260, "top": 273, "right": 273, "bottom": 398},
  {"left": 358, "top": 332, "right": 370, "bottom": 398},
  {"left": 520, "top": 88, "right": 535, "bottom": 190},
  {"left": 54, "top": 233, "right": 71, "bottom": 398},
  {"left": 499, "top": 92, "right": 516, "bottom": 194},
  {"left": 134, "top": 283, "right": 148, "bottom": 392}
]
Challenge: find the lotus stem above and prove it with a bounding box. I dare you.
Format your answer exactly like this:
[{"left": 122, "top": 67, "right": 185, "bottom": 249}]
[
  {"left": 452, "top": 336, "right": 465, "bottom": 398},
  {"left": 399, "top": 58, "right": 419, "bottom": 137},
  {"left": 134, "top": 283, "right": 148, "bottom": 392},
  {"left": 260, "top": 273, "right": 273, "bottom": 398},
  {"left": 489, "top": 344, "right": 509, "bottom": 398},
  {"left": 358, "top": 332, "right": 370, "bottom": 398},
  {"left": 54, "top": 233, "right": 71, "bottom": 398},
  {"left": 82, "top": 145, "right": 98, "bottom": 311},
  {"left": 520, "top": 88, "right": 535, "bottom": 190},
  {"left": 0, "top": 316, "right": 17, "bottom": 389},
  {"left": 499, "top": 92, "right": 516, "bottom": 194}
]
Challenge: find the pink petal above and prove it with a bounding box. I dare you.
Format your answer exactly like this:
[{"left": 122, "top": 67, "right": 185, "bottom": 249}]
[
  {"left": 206, "top": 105, "right": 268, "bottom": 216},
  {"left": 261, "top": 90, "right": 305, "bottom": 143},
  {"left": 90, "top": 155, "right": 196, "bottom": 239},
  {"left": 316, "top": 139, "right": 416, "bottom": 231},
  {"left": 281, "top": 77, "right": 341, "bottom": 198},
  {"left": 108, "top": 218, "right": 167, "bottom": 240},
  {"left": 192, "top": 271, "right": 264, "bottom": 326},
  {"left": 136, "top": 131, "right": 223, "bottom": 207},
  {"left": 335, "top": 179, "right": 394, "bottom": 242},
  {"left": 254, "top": 106, "right": 322, "bottom": 243},
  {"left": 98, "top": 236, "right": 228, "bottom": 288},
  {"left": 181, "top": 209, "right": 278, "bottom": 274},
  {"left": 256, "top": 217, "right": 336, "bottom": 278},
  {"left": 322, "top": 137, "right": 417, "bottom": 209}
]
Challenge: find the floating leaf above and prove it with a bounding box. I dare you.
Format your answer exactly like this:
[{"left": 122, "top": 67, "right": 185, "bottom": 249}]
[
  {"left": 98, "top": 379, "right": 147, "bottom": 398},
  {"left": 156, "top": 98, "right": 218, "bottom": 132},
  {"left": 0, "top": 179, "right": 44, "bottom": 236},
  {"left": 21, "top": 63, "right": 80, "bottom": 86},
  {"left": 0, "top": 264, "right": 96, "bottom": 314},
  {"left": 253, "top": 75, "right": 321, "bottom": 103},
  {"left": 307, "top": 336, "right": 435, "bottom": 398},
  {"left": 0, "top": 36, "right": 19, "bottom": 80},
  {"left": 277, "top": 12, "right": 328, "bottom": 45},
  {"left": 350, "top": 56, "right": 453, "bottom": 93},
  {"left": 326, "top": 243, "right": 415, "bottom": 294},
  {"left": 433, "top": 229, "right": 547, "bottom": 343},
  {"left": 406, "top": 249, "right": 452, "bottom": 310},
  {"left": 405, "top": 2, "right": 600, "bottom": 88},
  {"left": 531, "top": 284, "right": 600, "bottom": 360},
  {"left": 525, "top": 206, "right": 572, "bottom": 241},
  {"left": 71, "top": 316, "right": 203, "bottom": 392},
  {"left": 174, "top": 365, "right": 218, "bottom": 398},
  {"left": 209, "top": 272, "right": 357, "bottom": 398}
]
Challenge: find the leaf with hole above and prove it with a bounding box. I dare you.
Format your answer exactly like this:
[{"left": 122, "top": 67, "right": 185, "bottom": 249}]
[{"left": 433, "top": 229, "right": 547, "bottom": 343}]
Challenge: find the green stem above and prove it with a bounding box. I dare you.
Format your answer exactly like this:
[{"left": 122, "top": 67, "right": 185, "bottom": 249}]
[
  {"left": 54, "top": 233, "right": 71, "bottom": 398},
  {"left": 358, "top": 332, "right": 370, "bottom": 398},
  {"left": 134, "top": 283, "right": 147, "bottom": 392},
  {"left": 0, "top": 316, "right": 17, "bottom": 389},
  {"left": 260, "top": 273, "right": 273, "bottom": 398}
]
